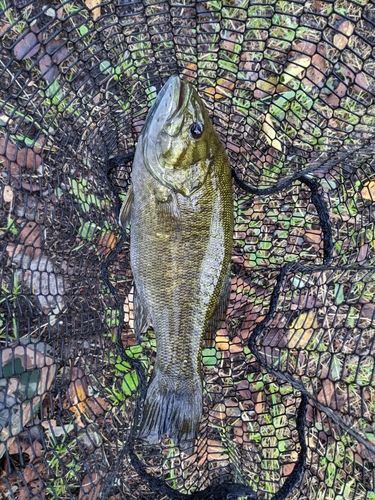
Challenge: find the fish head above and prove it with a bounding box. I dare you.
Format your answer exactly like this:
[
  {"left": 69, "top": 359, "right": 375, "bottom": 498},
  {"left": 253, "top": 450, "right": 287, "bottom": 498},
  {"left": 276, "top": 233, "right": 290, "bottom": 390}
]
[{"left": 140, "top": 76, "right": 217, "bottom": 197}]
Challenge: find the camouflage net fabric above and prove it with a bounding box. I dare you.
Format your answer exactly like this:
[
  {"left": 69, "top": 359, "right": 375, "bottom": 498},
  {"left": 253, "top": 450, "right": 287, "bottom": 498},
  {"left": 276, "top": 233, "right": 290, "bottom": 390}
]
[{"left": 0, "top": 0, "right": 375, "bottom": 498}]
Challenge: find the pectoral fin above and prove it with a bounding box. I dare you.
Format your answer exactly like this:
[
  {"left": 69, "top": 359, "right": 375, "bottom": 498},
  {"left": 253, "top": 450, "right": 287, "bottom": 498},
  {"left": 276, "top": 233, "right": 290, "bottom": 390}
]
[
  {"left": 119, "top": 185, "right": 134, "bottom": 228},
  {"left": 159, "top": 194, "right": 181, "bottom": 219},
  {"left": 134, "top": 285, "right": 151, "bottom": 343},
  {"left": 203, "top": 266, "right": 231, "bottom": 348},
  {"left": 154, "top": 184, "right": 181, "bottom": 219}
]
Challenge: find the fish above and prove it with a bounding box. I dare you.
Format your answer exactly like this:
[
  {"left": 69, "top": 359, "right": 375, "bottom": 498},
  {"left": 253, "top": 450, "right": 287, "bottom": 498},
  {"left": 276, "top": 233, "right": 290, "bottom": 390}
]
[{"left": 119, "top": 75, "right": 233, "bottom": 443}]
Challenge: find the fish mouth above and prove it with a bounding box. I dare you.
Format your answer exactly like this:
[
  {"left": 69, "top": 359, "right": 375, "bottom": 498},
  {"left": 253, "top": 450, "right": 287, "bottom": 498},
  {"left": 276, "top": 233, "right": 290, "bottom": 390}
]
[
  {"left": 177, "top": 78, "right": 186, "bottom": 114},
  {"left": 173, "top": 77, "right": 189, "bottom": 118},
  {"left": 142, "top": 76, "right": 190, "bottom": 138},
  {"left": 163, "top": 77, "right": 191, "bottom": 136}
]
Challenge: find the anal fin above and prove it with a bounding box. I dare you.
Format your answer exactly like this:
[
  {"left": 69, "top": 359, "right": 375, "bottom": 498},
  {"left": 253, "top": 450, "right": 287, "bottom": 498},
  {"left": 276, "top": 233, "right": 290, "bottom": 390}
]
[
  {"left": 134, "top": 285, "right": 151, "bottom": 343},
  {"left": 203, "top": 265, "right": 231, "bottom": 348}
]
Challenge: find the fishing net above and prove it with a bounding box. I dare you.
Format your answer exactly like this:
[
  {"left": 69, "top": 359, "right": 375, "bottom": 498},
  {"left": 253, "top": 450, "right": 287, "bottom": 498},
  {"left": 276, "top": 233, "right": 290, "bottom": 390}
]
[{"left": 0, "top": 0, "right": 374, "bottom": 498}]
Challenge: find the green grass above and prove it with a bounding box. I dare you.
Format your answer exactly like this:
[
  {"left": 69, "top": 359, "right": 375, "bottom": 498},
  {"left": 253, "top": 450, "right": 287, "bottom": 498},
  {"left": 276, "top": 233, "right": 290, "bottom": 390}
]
[
  {"left": 0, "top": 0, "right": 32, "bottom": 34},
  {"left": 202, "top": 346, "right": 222, "bottom": 367},
  {"left": 234, "top": 185, "right": 322, "bottom": 269},
  {"left": 0, "top": 274, "right": 31, "bottom": 343},
  {"left": 0, "top": 100, "right": 51, "bottom": 137},
  {"left": 42, "top": 81, "right": 83, "bottom": 120},
  {"left": 305, "top": 429, "right": 373, "bottom": 500},
  {"left": 105, "top": 333, "right": 157, "bottom": 404},
  {"left": 44, "top": 433, "right": 81, "bottom": 498},
  {"left": 0, "top": 215, "right": 18, "bottom": 236}
]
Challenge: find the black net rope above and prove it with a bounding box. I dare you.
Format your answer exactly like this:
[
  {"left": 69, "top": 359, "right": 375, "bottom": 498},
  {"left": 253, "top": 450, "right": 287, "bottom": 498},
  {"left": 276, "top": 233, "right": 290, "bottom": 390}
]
[{"left": 0, "top": 1, "right": 375, "bottom": 499}]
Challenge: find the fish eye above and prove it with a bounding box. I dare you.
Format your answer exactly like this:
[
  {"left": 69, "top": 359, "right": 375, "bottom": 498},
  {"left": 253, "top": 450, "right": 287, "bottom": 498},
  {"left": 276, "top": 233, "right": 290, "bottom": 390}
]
[{"left": 190, "top": 121, "right": 204, "bottom": 139}]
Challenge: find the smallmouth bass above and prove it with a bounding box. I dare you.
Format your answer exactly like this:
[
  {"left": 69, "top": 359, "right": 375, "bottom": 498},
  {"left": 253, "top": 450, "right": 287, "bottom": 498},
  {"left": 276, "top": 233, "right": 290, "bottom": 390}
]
[{"left": 120, "top": 75, "right": 233, "bottom": 443}]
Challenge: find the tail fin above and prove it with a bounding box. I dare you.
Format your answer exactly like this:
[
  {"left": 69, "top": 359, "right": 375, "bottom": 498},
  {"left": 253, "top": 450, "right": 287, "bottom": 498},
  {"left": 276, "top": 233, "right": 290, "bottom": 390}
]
[{"left": 138, "top": 371, "right": 202, "bottom": 444}]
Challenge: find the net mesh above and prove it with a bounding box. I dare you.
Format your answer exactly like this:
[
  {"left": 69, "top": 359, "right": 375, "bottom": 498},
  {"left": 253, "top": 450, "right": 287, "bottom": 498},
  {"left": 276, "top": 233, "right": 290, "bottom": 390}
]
[{"left": 0, "top": 0, "right": 374, "bottom": 498}]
